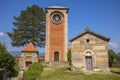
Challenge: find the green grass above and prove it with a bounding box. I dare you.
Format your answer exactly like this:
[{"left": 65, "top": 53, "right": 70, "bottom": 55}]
[{"left": 41, "top": 67, "right": 120, "bottom": 80}]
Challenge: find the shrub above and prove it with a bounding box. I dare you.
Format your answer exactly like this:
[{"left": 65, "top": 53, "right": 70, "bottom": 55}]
[
  {"left": 23, "top": 62, "right": 43, "bottom": 80},
  {"left": 67, "top": 48, "right": 71, "bottom": 65}
]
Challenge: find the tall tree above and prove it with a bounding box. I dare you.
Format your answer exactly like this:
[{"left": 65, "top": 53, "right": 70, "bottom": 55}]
[{"left": 7, "top": 5, "right": 45, "bottom": 47}]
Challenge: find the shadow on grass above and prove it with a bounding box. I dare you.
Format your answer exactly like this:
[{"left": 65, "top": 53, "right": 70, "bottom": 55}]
[
  {"left": 110, "top": 67, "right": 120, "bottom": 74},
  {"left": 66, "top": 67, "right": 71, "bottom": 70},
  {"left": 111, "top": 71, "right": 120, "bottom": 74}
]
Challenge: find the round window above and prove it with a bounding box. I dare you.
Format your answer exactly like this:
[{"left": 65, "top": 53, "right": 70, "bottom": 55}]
[
  {"left": 52, "top": 13, "right": 62, "bottom": 24},
  {"left": 86, "top": 39, "right": 90, "bottom": 43}
]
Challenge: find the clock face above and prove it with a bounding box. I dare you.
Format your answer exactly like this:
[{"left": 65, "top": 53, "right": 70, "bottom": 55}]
[{"left": 52, "top": 13, "right": 62, "bottom": 24}]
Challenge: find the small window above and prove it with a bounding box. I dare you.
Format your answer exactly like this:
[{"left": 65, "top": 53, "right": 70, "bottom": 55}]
[
  {"left": 23, "top": 53, "right": 26, "bottom": 57},
  {"left": 86, "top": 39, "right": 90, "bottom": 43},
  {"left": 32, "top": 53, "right": 34, "bottom": 57}
]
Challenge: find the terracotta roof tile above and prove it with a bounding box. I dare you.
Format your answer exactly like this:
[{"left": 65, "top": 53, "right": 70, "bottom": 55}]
[{"left": 22, "top": 42, "right": 38, "bottom": 52}]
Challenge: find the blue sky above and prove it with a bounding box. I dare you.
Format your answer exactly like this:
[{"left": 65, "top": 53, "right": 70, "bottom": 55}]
[{"left": 0, "top": 0, "right": 120, "bottom": 53}]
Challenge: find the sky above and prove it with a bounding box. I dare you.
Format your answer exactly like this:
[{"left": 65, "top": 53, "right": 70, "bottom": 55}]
[{"left": 0, "top": 0, "right": 120, "bottom": 53}]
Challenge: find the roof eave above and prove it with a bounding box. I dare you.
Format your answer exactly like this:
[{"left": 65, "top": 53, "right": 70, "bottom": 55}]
[
  {"left": 45, "top": 6, "right": 69, "bottom": 13},
  {"left": 21, "top": 51, "right": 38, "bottom": 53},
  {"left": 69, "top": 31, "right": 110, "bottom": 42}
]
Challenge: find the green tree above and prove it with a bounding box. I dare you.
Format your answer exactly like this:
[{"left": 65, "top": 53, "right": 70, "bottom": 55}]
[
  {"left": 67, "top": 48, "right": 71, "bottom": 65},
  {"left": 0, "top": 42, "right": 18, "bottom": 77},
  {"left": 108, "top": 49, "right": 116, "bottom": 67},
  {"left": 116, "top": 52, "right": 120, "bottom": 61},
  {"left": 23, "top": 62, "right": 43, "bottom": 80},
  {"left": 7, "top": 5, "right": 45, "bottom": 47}
]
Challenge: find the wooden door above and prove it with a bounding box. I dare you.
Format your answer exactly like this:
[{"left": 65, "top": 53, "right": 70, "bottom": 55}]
[
  {"left": 54, "top": 52, "right": 59, "bottom": 61},
  {"left": 86, "top": 56, "right": 92, "bottom": 70}
]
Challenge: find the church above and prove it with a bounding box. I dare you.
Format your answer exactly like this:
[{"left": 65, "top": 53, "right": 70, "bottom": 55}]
[
  {"left": 18, "top": 6, "right": 110, "bottom": 72},
  {"left": 45, "top": 6, "right": 110, "bottom": 72},
  {"left": 70, "top": 28, "right": 110, "bottom": 72}
]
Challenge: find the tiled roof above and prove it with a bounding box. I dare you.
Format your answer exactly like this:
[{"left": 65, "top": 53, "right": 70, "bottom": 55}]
[
  {"left": 69, "top": 30, "right": 110, "bottom": 42},
  {"left": 22, "top": 42, "right": 38, "bottom": 52}
]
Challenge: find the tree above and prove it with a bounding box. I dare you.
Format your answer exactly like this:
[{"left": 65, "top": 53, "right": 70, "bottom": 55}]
[
  {"left": 67, "top": 48, "right": 71, "bottom": 65},
  {"left": 23, "top": 62, "right": 43, "bottom": 80},
  {"left": 108, "top": 49, "right": 116, "bottom": 67},
  {"left": 116, "top": 52, "right": 120, "bottom": 61},
  {"left": 7, "top": 5, "right": 45, "bottom": 47},
  {"left": 0, "top": 42, "right": 18, "bottom": 78}
]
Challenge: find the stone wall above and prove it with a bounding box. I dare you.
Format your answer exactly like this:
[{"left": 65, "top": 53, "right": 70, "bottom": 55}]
[
  {"left": 19, "top": 52, "right": 38, "bottom": 70},
  {"left": 71, "top": 33, "right": 109, "bottom": 72}
]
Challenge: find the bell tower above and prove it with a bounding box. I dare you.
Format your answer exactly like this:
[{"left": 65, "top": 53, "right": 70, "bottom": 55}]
[{"left": 45, "top": 6, "right": 69, "bottom": 62}]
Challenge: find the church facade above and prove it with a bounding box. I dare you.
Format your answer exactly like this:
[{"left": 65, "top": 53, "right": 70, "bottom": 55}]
[{"left": 70, "top": 28, "right": 110, "bottom": 72}]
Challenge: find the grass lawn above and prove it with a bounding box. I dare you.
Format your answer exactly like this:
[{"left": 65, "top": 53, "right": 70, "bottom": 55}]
[{"left": 41, "top": 67, "right": 120, "bottom": 80}]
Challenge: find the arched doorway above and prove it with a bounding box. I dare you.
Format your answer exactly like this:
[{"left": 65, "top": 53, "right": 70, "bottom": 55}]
[
  {"left": 54, "top": 52, "right": 59, "bottom": 61},
  {"left": 84, "top": 50, "right": 93, "bottom": 70}
]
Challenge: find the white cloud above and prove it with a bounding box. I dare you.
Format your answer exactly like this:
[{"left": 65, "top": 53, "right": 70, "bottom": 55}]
[
  {"left": 0, "top": 32, "right": 4, "bottom": 36},
  {"left": 109, "top": 42, "right": 118, "bottom": 48},
  {"left": 109, "top": 41, "right": 120, "bottom": 52}
]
